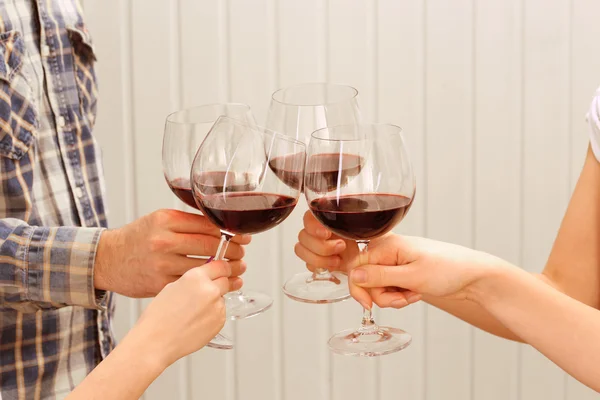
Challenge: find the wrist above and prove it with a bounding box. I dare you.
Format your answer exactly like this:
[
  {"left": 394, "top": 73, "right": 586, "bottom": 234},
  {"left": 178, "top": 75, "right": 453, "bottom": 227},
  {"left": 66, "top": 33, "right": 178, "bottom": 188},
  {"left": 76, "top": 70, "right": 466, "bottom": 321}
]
[
  {"left": 94, "top": 229, "right": 119, "bottom": 291},
  {"left": 121, "top": 324, "right": 172, "bottom": 374},
  {"left": 466, "top": 260, "right": 524, "bottom": 306}
]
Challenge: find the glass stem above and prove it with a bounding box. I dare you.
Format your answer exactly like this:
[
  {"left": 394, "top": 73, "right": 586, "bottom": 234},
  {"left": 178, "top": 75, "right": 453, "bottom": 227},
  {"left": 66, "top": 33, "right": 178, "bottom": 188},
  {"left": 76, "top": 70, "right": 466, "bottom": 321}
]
[
  {"left": 357, "top": 240, "right": 377, "bottom": 333},
  {"left": 215, "top": 233, "right": 243, "bottom": 298},
  {"left": 215, "top": 232, "right": 232, "bottom": 261}
]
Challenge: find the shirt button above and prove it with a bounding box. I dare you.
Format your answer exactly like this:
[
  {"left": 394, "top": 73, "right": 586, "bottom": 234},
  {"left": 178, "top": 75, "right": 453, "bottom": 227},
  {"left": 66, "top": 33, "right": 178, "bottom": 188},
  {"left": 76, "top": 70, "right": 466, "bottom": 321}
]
[
  {"left": 57, "top": 116, "right": 66, "bottom": 128},
  {"left": 41, "top": 45, "right": 50, "bottom": 57},
  {"left": 74, "top": 187, "right": 84, "bottom": 198}
]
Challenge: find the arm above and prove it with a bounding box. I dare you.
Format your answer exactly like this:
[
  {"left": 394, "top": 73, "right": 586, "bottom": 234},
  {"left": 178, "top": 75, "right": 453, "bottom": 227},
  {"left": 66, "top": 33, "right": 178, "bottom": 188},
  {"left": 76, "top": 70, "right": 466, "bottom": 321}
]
[
  {"left": 65, "top": 330, "right": 165, "bottom": 400},
  {"left": 0, "top": 218, "right": 105, "bottom": 312},
  {"left": 0, "top": 209, "right": 251, "bottom": 312},
  {"left": 66, "top": 260, "right": 238, "bottom": 400},
  {"left": 470, "top": 263, "right": 600, "bottom": 391},
  {"left": 421, "top": 144, "right": 600, "bottom": 340}
]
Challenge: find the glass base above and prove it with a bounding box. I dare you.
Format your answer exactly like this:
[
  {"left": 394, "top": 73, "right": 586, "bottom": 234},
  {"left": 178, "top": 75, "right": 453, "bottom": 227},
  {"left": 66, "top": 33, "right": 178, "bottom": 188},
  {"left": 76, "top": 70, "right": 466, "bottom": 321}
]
[
  {"left": 283, "top": 270, "right": 351, "bottom": 304},
  {"left": 207, "top": 333, "right": 234, "bottom": 350},
  {"left": 225, "top": 290, "right": 273, "bottom": 320},
  {"left": 328, "top": 326, "right": 411, "bottom": 357}
]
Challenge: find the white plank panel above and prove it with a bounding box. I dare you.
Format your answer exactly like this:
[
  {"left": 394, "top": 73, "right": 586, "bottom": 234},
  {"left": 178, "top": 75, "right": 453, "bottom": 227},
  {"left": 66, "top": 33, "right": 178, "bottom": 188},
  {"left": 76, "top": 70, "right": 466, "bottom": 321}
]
[
  {"left": 424, "top": 0, "right": 474, "bottom": 399},
  {"left": 566, "top": 1, "right": 600, "bottom": 397},
  {"left": 84, "top": 0, "right": 139, "bottom": 345},
  {"left": 327, "top": 1, "right": 378, "bottom": 399},
  {"left": 228, "top": 1, "right": 281, "bottom": 399},
  {"left": 278, "top": 0, "right": 324, "bottom": 86},
  {"left": 377, "top": 1, "right": 426, "bottom": 399},
  {"left": 130, "top": 0, "right": 187, "bottom": 398},
  {"left": 179, "top": 1, "right": 231, "bottom": 398},
  {"left": 520, "top": 0, "right": 571, "bottom": 398},
  {"left": 277, "top": 1, "right": 330, "bottom": 400},
  {"left": 472, "top": 1, "right": 522, "bottom": 399}
]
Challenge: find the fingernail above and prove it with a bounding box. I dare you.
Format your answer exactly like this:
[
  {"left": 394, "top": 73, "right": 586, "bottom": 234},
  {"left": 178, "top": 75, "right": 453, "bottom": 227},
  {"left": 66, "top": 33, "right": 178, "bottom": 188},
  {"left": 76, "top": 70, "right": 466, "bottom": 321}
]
[
  {"left": 240, "top": 261, "right": 247, "bottom": 273},
  {"left": 352, "top": 269, "right": 367, "bottom": 284},
  {"left": 335, "top": 241, "right": 345, "bottom": 252},
  {"left": 391, "top": 299, "right": 408, "bottom": 308},
  {"left": 406, "top": 293, "right": 421, "bottom": 304}
]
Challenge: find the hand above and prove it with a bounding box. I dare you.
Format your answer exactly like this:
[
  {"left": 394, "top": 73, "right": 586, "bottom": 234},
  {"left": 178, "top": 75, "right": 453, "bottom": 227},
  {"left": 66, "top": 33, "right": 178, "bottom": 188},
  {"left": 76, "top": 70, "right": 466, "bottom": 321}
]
[
  {"left": 94, "top": 209, "right": 251, "bottom": 297},
  {"left": 295, "top": 211, "right": 509, "bottom": 310},
  {"left": 127, "top": 260, "right": 238, "bottom": 368},
  {"left": 295, "top": 211, "right": 419, "bottom": 309}
]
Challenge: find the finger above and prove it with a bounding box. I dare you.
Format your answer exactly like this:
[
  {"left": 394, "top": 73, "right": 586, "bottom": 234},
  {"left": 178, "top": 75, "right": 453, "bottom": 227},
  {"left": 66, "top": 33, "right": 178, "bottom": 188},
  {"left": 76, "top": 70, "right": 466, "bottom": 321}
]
[
  {"left": 349, "top": 281, "right": 373, "bottom": 310},
  {"left": 350, "top": 264, "right": 416, "bottom": 289},
  {"left": 213, "top": 276, "right": 230, "bottom": 296},
  {"left": 202, "top": 260, "right": 232, "bottom": 280},
  {"left": 231, "top": 234, "right": 252, "bottom": 245},
  {"left": 298, "top": 229, "right": 346, "bottom": 257},
  {"left": 303, "top": 211, "right": 332, "bottom": 239},
  {"left": 294, "top": 242, "right": 342, "bottom": 271},
  {"left": 228, "top": 277, "right": 243, "bottom": 292},
  {"left": 173, "top": 234, "right": 246, "bottom": 260},
  {"left": 371, "top": 287, "right": 422, "bottom": 309},
  {"left": 160, "top": 210, "right": 222, "bottom": 236},
  {"left": 177, "top": 257, "right": 246, "bottom": 277}
]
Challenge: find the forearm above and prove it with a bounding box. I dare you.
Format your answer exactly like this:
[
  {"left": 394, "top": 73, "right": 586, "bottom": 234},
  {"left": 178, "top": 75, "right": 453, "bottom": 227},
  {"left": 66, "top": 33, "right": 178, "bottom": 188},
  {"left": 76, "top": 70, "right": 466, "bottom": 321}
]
[
  {"left": 423, "top": 273, "right": 559, "bottom": 342},
  {"left": 423, "top": 295, "right": 522, "bottom": 341},
  {"left": 67, "top": 328, "right": 166, "bottom": 400},
  {"left": 471, "top": 265, "right": 600, "bottom": 391}
]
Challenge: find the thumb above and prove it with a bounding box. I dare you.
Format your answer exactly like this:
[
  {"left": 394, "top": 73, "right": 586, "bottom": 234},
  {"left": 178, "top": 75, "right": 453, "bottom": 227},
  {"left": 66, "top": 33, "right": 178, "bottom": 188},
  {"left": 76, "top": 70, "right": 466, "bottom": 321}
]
[
  {"left": 350, "top": 264, "right": 417, "bottom": 290},
  {"left": 199, "top": 260, "right": 232, "bottom": 280}
]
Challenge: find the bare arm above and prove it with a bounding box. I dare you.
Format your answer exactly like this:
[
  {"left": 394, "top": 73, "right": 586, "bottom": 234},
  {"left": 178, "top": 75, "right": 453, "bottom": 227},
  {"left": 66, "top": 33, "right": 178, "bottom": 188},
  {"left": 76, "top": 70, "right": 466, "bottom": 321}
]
[{"left": 421, "top": 146, "right": 600, "bottom": 340}]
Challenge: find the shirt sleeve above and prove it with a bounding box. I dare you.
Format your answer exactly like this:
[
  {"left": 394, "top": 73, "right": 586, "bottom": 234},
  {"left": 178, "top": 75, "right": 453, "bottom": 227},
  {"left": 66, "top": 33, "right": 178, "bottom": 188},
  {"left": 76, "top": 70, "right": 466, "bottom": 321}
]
[
  {"left": 587, "top": 87, "right": 600, "bottom": 162},
  {"left": 0, "top": 218, "right": 107, "bottom": 312}
]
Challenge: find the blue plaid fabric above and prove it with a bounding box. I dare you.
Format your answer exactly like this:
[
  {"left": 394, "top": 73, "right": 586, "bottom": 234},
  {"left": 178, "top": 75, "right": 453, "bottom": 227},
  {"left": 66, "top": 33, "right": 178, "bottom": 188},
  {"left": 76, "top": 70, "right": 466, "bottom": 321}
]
[{"left": 0, "top": 1, "right": 115, "bottom": 398}]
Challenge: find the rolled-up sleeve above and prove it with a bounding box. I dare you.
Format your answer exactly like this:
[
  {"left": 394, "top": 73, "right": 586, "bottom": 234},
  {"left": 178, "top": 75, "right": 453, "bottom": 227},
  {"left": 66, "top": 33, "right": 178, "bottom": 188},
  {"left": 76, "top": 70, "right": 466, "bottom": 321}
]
[{"left": 0, "top": 217, "right": 106, "bottom": 312}]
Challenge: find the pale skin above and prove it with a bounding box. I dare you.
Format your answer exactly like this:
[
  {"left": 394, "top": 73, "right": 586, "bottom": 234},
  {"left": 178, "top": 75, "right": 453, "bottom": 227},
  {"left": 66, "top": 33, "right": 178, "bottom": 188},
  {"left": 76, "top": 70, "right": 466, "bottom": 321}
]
[
  {"left": 67, "top": 260, "right": 240, "bottom": 400},
  {"left": 295, "top": 146, "right": 600, "bottom": 392}
]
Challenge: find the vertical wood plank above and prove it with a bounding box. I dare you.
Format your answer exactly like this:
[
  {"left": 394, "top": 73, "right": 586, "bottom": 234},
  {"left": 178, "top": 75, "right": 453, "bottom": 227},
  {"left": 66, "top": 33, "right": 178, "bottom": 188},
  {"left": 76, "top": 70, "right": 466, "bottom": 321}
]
[
  {"left": 566, "top": 1, "right": 600, "bottom": 397},
  {"left": 472, "top": 1, "right": 522, "bottom": 400},
  {"left": 277, "top": 1, "right": 329, "bottom": 400},
  {"left": 377, "top": 1, "right": 426, "bottom": 399},
  {"left": 85, "top": 0, "right": 139, "bottom": 342},
  {"left": 520, "top": 0, "right": 571, "bottom": 399},
  {"left": 228, "top": 1, "right": 280, "bottom": 399},
  {"left": 129, "top": 1, "right": 188, "bottom": 398},
  {"left": 178, "top": 1, "right": 232, "bottom": 398},
  {"left": 424, "top": 1, "right": 474, "bottom": 399},
  {"left": 327, "top": 1, "right": 378, "bottom": 399}
]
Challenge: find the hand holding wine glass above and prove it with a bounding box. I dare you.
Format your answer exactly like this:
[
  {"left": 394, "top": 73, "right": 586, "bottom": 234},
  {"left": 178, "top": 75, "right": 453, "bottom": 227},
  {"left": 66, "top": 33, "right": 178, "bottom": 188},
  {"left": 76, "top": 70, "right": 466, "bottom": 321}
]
[
  {"left": 162, "top": 103, "right": 256, "bottom": 349},
  {"left": 304, "top": 123, "right": 416, "bottom": 357},
  {"left": 191, "top": 115, "right": 306, "bottom": 323}
]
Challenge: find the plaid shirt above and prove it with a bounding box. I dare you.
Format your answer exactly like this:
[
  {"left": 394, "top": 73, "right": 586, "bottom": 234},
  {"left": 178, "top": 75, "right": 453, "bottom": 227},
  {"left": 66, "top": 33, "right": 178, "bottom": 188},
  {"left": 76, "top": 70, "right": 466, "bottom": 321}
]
[{"left": 0, "top": 1, "right": 115, "bottom": 399}]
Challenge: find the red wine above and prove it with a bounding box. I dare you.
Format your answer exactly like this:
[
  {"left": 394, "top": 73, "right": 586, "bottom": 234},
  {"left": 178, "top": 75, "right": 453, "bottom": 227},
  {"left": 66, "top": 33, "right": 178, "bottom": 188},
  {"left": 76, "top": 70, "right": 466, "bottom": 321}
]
[
  {"left": 194, "top": 171, "right": 258, "bottom": 195},
  {"left": 167, "top": 178, "right": 198, "bottom": 209},
  {"left": 198, "top": 192, "right": 297, "bottom": 234},
  {"left": 309, "top": 194, "right": 413, "bottom": 240},
  {"left": 268, "top": 152, "right": 305, "bottom": 189},
  {"left": 304, "top": 153, "right": 364, "bottom": 193}
]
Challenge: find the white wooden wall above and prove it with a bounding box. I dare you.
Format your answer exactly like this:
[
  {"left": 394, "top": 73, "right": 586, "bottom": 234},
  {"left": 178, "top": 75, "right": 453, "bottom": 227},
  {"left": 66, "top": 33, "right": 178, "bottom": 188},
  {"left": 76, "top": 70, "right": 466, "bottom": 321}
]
[{"left": 82, "top": 0, "right": 600, "bottom": 399}]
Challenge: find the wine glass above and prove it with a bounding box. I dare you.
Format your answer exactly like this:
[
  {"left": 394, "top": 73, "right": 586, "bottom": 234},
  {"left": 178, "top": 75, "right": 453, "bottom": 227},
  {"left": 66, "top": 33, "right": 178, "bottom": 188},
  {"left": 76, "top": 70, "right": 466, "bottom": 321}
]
[
  {"left": 163, "top": 103, "right": 256, "bottom": 350},
  {"left": 305, "top": 123, "right": 415, "bottom": 357},
  {"left": 191, "top": 115, "right": 306, "bottom": 327},
  {"left": 265, "top": 82, "right": 362, "bottom": 303}
]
